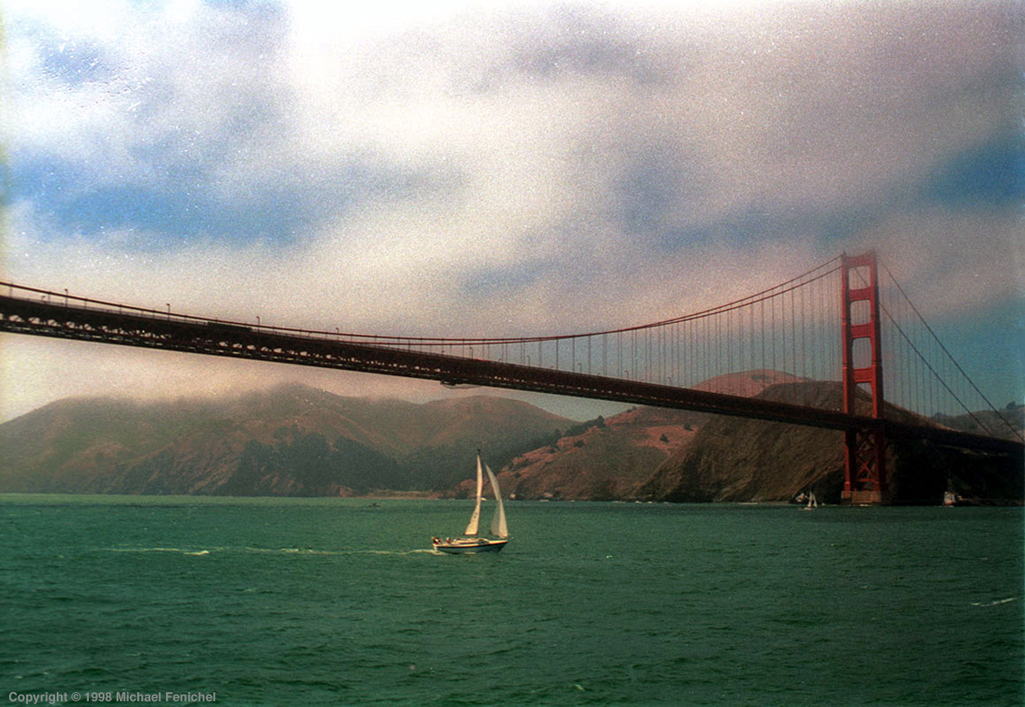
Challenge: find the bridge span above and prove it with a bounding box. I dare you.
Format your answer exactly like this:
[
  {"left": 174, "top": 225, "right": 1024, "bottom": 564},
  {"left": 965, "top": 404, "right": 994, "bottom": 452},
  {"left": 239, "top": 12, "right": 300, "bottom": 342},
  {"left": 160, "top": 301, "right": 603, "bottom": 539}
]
[{"left": 2, "top": 253, "right": 1022, "bottom": 503}]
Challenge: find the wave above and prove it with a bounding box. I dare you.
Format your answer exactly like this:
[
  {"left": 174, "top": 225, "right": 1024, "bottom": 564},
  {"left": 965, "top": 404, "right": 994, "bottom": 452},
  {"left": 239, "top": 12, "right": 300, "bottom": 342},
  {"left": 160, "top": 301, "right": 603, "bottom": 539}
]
[
  {"left": 106, "top": 547, "right": 206, "bottom": 554},
  {"left": 970, "top": 597, "right": 1017, "bottom": 607},
  {"left": 103, "top": 546, "right": 437, "bottom": 557},
  {"left": 249, "top": 547, "right": 437, "bottom": 557}
]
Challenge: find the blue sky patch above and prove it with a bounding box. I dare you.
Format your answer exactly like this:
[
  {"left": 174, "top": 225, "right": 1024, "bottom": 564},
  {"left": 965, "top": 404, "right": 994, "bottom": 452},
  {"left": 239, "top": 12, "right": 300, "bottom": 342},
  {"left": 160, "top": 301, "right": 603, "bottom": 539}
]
[
  {"left": 12, "top": 150, "right": 452, "bottom": 250},
  {"left": 460, "top": 257, "right": 555, "bottom": 300},
  {"left": 923, "top": 135, "right": 1025, "bottom": 208}
]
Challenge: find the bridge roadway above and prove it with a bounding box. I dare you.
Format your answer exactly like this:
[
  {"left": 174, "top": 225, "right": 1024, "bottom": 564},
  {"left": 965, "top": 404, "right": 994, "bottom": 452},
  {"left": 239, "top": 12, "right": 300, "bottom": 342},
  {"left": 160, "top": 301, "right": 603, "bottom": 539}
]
[{"left": 1, "top": 291, "right": 1021, "bottom": 459}]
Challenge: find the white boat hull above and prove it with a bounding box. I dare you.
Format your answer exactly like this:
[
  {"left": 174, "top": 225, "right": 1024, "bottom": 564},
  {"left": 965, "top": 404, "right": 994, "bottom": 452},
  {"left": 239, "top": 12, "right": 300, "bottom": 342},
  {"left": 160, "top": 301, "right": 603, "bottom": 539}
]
[{"left": 432, "top": 537, "right": 508, "bottom": 554}]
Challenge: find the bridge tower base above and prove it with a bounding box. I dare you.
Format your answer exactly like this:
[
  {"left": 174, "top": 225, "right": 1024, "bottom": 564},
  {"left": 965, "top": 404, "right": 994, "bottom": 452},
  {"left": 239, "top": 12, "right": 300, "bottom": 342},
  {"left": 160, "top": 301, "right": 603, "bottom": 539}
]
[
  {"left": 843, "top": 426, "right": 886, "bottom": 505},
  {"left": 841, "top": 252, "right": 887, "bottom": 505}
]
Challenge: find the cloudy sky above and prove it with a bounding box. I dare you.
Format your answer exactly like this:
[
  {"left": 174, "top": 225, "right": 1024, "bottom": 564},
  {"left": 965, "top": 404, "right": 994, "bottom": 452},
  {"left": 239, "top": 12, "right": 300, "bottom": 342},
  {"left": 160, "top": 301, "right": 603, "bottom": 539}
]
[{"left": 1, "top": 0, "right": 1022, "bottom": 422}]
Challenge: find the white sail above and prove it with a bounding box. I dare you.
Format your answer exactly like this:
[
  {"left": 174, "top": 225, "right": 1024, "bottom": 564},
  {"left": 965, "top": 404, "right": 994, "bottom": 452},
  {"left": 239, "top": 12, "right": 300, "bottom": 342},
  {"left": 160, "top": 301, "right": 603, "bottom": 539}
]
[
  {"left": 463, "top": 454, "right": 484, "bottom": 536},
  {"left": 484, "top": 464, "right": 509, "bottom": 539}
]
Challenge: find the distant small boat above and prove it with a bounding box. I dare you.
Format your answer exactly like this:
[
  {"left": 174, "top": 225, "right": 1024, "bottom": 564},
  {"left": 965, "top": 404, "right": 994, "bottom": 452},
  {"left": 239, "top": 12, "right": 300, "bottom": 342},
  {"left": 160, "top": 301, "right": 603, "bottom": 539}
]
[
  {"left": 801, "top": 491, "right": 818, "bottom": 511},
  {"left": 432, "top": 452, "right": 509, "bottom": 554}
]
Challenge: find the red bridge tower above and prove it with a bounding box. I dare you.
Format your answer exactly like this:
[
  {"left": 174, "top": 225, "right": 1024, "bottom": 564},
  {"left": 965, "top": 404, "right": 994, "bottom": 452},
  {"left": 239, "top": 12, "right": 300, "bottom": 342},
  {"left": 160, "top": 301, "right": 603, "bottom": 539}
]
[{"left": 841, "top": 251, "right": 887, "bottom": 504}]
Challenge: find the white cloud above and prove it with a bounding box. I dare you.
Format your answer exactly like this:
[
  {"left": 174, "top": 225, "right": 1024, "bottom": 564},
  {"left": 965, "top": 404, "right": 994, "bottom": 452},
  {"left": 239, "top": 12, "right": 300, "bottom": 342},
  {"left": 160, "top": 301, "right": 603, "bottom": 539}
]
[
  {"left": 2, "top": 0, "right": 1022, "bottom": 420},
  {"left": 865, "top": 207, "right": 1025, "bottom": 316}
]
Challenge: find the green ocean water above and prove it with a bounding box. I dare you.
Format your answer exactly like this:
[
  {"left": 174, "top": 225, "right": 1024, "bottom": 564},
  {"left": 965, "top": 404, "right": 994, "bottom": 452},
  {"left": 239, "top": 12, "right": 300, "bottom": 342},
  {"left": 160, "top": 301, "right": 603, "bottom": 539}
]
[{"left": 1, "top": 496, "right": 1021, "bottom": 706}]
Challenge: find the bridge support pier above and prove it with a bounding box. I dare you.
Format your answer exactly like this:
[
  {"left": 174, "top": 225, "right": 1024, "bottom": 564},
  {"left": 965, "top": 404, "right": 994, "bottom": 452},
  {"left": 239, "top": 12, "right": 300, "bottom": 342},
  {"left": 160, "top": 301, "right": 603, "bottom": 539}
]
[
  {"left": 843, "top": 425, "right": 886, "bottom": 505},
  {"left": 841, "top": 252, "right": 887, "bottom": 505}
]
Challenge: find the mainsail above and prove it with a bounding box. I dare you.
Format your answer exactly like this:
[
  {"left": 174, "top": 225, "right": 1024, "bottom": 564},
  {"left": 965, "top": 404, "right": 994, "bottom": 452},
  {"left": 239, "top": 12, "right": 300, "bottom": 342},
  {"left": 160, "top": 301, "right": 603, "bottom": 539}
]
[
  {"left": 463, "top": 454, "right": 484, "bottom": 536},
  {"left": 484, "top": 464, "right": 509, "bottom": 539}
]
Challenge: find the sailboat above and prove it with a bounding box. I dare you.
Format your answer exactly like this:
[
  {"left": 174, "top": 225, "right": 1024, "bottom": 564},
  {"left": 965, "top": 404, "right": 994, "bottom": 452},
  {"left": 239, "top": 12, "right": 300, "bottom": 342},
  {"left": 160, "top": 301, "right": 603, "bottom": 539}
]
[
  {"left": 432, "top": 452, "right": 509, "bottom": 554},
  {"left": 802, "top": 491, "right": 818, "bottom": 511}
]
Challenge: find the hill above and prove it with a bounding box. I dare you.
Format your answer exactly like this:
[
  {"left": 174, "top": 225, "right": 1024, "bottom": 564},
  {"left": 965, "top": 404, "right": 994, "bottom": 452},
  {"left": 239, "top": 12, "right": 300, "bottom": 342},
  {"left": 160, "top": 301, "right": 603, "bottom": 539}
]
[
  {"left": 932, "top": 404, "right": 1023, "bottom": 441},
  {"left": 3, "top": 374, "right": 1018, "bottom": 504},
  {"left": 477, "top": 373, "right": 1021, "bottom": 505},
  {"left": 481, "top": 370, "right": 804, "bottom": 501},
  {"left": 637, "top": 382, "right": 1023, "bottom": 505},
  {"left": 0, "top": 385, "right": 571, "bottom": 496},
  {"left": 488, "top": 406, "right": 707, "bottom": 501}
]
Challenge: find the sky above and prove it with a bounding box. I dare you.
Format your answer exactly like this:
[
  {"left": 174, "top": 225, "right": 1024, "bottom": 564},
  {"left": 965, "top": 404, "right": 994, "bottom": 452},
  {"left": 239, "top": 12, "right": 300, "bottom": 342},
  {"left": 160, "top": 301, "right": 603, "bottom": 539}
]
[{"left": 0, "top": 0, "right": 1022, "bottom": 422}]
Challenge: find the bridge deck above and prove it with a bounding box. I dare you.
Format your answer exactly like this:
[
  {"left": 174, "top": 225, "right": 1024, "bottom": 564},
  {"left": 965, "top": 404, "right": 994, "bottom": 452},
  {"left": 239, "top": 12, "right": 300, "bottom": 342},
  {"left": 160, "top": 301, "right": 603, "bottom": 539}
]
[{"left": 1, "top": 293, "right": 1021, "bottom": 458}]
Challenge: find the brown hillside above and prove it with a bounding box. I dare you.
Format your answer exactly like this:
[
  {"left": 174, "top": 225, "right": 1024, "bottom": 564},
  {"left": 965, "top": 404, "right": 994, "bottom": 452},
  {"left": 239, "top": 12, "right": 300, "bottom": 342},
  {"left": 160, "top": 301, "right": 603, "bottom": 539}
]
[
  {"left": 693, "top": 369, "right": 806, "bottom": 396},
  {"left": 477, "top": 370, "right": 818, "bottom": 502},
  {"left": 0, "top": 385, "right": 572, "bottom": 496},
  {"left": 637, "top": 382, "right": 846, "bottom": 503},
  {"left": 495, "top": 408, "right": 703, "bottom": 501},
  {"left": 638, "top": 381, "right": 1024, "bottom": 505}
]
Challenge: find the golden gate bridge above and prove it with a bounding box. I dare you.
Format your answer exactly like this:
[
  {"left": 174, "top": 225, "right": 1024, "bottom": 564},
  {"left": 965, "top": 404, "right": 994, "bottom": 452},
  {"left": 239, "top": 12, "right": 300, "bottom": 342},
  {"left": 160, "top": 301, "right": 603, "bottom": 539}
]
[{"left": 1, "top": 251, "right": 1021, "bottom": 504}]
